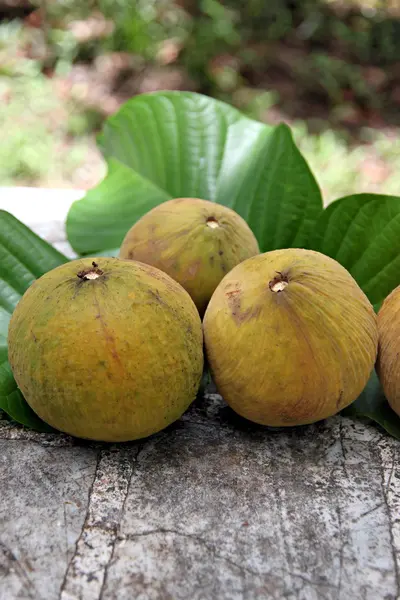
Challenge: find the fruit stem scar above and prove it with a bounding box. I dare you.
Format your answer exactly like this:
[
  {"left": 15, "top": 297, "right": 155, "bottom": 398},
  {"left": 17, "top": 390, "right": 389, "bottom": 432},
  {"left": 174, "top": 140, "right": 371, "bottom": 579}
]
[
  {"left": 206, "top": 216, "right": 220, "bottom": 229},
  {"left": 269, "top": 271, "right": 289, "bottom": 293},
  {"left": 77, "top": 261, "right": 104, "bottom": 281}
]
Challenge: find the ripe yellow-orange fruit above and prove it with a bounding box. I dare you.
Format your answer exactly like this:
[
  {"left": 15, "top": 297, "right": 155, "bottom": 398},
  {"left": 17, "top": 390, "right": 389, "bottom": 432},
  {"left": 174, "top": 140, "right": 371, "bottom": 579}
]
[
  {"left": 119, "top": 198, "right": 259, "bottom": 315},
  {"left": 377, "top": 285, "right": 400, "bottom": 416},
  {"left": 8, "top": 258, "right": 203, "bottom": 441},
  {"left": 203, "top": 248, "right": 378, "bottom": 426}
]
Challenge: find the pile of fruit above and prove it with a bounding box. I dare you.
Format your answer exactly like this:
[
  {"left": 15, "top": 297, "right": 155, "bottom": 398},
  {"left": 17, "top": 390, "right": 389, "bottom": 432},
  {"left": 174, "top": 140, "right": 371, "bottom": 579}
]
[{"left": 7, "top": 198, "right": 400, "bottom": 441}]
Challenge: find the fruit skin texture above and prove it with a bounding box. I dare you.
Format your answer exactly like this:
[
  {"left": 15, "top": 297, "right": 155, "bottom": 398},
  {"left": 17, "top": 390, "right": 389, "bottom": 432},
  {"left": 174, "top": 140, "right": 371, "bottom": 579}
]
[
  {"left": 203, "top": 248, "right": 378, "bottom": 427},
  {"left": 119, "top": 198, "right": 260, "bottom": 316},
  {"left": 377, "top": 286, "right": 400, "bottom": 417},
  {"left": 8, "top": 258, "right": 203, "bottom": 442}
]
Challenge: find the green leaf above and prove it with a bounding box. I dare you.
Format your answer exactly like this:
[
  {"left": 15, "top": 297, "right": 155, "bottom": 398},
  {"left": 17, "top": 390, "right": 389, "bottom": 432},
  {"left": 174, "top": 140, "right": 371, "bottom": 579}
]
[
  {"left": 67, "top": 91, "right": 323, "bottom": 255},
  {"left": 216, "top": 123, "right": 323, "bottom": 251},
  {"left": 67, "top": 158, "right": 170, "bottom": 255},
  {"left": 0, "top": 364, "right": 56, "bottom": 432},
  {"left": 88, "top": 248, "right": 120, "bottom": 258},
  {"left": 0, "top": 308, "right": 10, "bottom": 365},
  {"left": 342, "top": 371, "right": 400, "bottom": 440},
  {"left": 0, "top": 210, "right": 67, "bottom": 431},
  {"left": 310, "top": 194, "right": 400, "bottom": 306}
]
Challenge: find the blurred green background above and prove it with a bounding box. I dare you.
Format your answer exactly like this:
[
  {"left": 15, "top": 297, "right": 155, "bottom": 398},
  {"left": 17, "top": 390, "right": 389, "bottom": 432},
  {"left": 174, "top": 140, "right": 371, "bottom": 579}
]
[{"left": 0, "top": 0, "right": 399, "bottom": 203}]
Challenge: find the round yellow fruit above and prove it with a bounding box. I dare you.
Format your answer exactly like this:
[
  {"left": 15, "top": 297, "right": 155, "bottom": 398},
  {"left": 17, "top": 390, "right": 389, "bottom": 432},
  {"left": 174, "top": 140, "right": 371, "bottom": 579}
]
[
  {"left": 8, "top": 258, "right": 203, "bottom": 441},
  {"left": 119, "top": 198, "right": 259, "bottom": 315},
  {"left": 377, "top": 285, "right": 400, "bottom": 416},
  {"left": 203, "top": 248, "right": 378, "bottom": 426}
]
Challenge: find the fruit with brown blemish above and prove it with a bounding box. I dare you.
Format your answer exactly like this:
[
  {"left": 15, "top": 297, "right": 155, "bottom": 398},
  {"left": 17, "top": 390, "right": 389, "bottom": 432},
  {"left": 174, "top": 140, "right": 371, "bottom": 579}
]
[
  {"left": 119, "top": 198, "right": 259, "bottom": 315},
  {"left": 8, "top": 258, "right": 203, "bottom": 441},
  {"left": 377, "top": 285, "right": 400, "bottom": 417},
  {"left": 203, "top": 248, "right": 378, "bottom": 426}
]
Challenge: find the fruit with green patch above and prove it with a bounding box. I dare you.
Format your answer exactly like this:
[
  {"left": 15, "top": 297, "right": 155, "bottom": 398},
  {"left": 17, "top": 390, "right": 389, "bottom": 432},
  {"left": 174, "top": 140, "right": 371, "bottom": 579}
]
[{"left": 8, "top": 258, "right": 203, "bottom": 441}]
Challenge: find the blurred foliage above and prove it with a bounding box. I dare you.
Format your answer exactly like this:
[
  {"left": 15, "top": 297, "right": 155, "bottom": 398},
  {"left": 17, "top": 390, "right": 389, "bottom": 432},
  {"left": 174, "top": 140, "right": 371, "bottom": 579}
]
[
  {"left": 0, "top": 0, "right": 399, "bottom": 195},
  {"left": 40, "top": 0, "right": 191, "bottom": 64},
  {"left": 37, "top": 1, "right": 400, "bottom": 90},
  {"left": 295, "top": 126, "right": 400, "bottom": 202},
  {"left": 0, "top": 74, "right": 94, "bottom": 185}
]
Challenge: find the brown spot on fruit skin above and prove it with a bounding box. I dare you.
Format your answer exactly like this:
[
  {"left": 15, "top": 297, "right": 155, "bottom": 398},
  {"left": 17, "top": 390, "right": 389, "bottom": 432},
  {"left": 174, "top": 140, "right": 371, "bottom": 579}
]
[
  {"left": 148, "top": 288, "right": 162, "bottom": 303},
  {"left": 225, "top": 286, "right": 241, "bottom": 312},
  {"left": 225, "top": 285, "right": 262, "bottom": 325},
  {"left": 92, "top": 290, "right": 123, "bottom": 369},
  {"left": 231, "top": 305, "right": 262, "bottom": 325},
  {"left": 147, "top": 288, "right": 170, "bottom": 310}
]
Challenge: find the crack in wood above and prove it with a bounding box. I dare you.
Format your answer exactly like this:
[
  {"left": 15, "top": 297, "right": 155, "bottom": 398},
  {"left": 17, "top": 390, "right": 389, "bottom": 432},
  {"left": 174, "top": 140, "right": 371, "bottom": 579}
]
[
  {"left": 97, "top": 445, "right": 147, "bottom": 600},
  {"left": 336, "top": 504, "right": 344, "bottom": 599},
  {"left": 58, "top": 445, "right": 140, "bottom": 600},
  {"left": 378, "top": 444, "right": 400, "bottom": 599},
  {"left": 0, "top": 541, "right": 37, "bottom": 599},
  {"left": 123, "top": 528, "right": 262, "bottom": 579}
]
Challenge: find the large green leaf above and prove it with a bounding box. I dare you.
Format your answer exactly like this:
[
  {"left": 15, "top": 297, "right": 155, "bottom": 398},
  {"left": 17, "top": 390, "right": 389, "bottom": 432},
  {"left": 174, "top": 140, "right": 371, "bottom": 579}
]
[
  {"left": 342, "top": 371, "right": 400, "bottom": 440},
  {"left": 310, "top": 194, "right": 400, "bottom": 307},
  {"left": 0, "top": 210, "right": 67, "bottom": 430},
  {"left": 67, "top": 159, "right": 171, "bottom": 255},
  {"left": 67, "top": 91, "right": 323, "bottom": 255}
]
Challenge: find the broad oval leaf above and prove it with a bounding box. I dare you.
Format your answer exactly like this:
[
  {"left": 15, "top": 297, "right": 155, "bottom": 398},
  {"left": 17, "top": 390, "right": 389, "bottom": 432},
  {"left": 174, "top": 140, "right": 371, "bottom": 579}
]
[
  {"left": 217, "top": 123, "right": 323, "bottom": 250},
  {"left": 98, "top": 91, "right": 247, "bottom": 200},
  {"left": 67, "top": 91, "right": 323, "bottom": 255},
  {"left": 0, "top": 210, "right": 67, "bottom": 431},
  {"left": 310, "top": 193, "right": 400, "bottom": 308}
]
